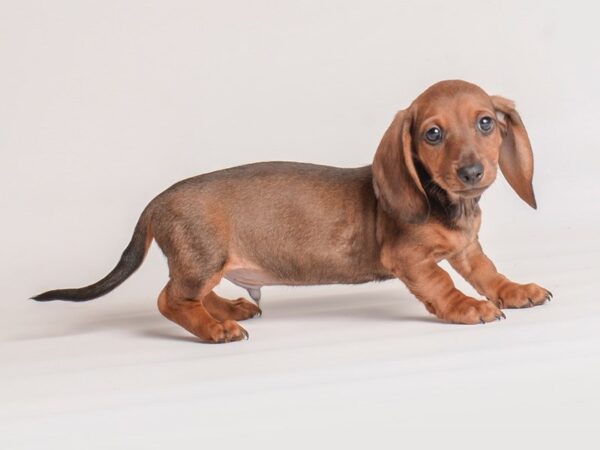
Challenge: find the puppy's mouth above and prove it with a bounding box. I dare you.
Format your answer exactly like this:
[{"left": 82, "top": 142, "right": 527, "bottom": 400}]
[{"left": 453, "top": 185, "right": 490, "bottom": 197}]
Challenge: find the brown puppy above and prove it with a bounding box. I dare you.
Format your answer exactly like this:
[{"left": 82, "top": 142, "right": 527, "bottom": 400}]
[{"left": 33, "top": 80, "right": 551, "bottom": 343}]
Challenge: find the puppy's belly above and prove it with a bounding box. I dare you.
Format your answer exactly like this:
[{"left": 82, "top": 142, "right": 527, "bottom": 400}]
[
  {"left": 224, "top": 267, "right": 281, "bottom": 302},
  {"left": 223, "top": 263, "right": 392, "bottom": 291},
  {"left": 222, "top": 243, "right": 392, "bottom": 294},
  {"left": 224, "top": 268, "right": 281, "bottom": 290}
]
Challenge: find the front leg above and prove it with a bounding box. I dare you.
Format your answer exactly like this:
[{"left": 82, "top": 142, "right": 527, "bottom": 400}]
[
  {"left": 393, "top": 259, "right": 504, "bottom": 324},
  {"left": 448, "top": 240, "right": 552, "bottom": 309}
]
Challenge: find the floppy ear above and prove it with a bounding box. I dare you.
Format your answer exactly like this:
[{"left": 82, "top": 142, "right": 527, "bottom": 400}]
[
  {"left": 372, "top": 109, "right": 429, "bottom": 224},
  {"left": 491, "top": 96, "right": 537, "bottom": 209}
]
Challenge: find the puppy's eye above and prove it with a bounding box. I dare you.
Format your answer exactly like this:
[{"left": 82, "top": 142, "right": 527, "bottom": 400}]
[
  {"left": 478, "top": 116, "right": 494, "bottom": 133},
  {"left": 424, "top": 127, "right": 443, "bottom": 144}
]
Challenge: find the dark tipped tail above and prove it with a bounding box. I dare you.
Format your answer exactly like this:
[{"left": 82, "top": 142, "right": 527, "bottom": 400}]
[{"left": 32, "top": 210, "right": 153, "bottom": 302}]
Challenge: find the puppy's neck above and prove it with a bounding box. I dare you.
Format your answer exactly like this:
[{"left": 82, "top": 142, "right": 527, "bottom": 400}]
[{"left": 416, "top": 162, "right": 481, "bottom": 230}]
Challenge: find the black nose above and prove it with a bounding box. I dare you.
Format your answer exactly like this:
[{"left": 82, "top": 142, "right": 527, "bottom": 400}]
[{"left": 457, "top": 163, "right": 484, "bottom": 186}]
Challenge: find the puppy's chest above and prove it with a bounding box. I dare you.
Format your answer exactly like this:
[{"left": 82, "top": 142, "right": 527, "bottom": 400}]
[{"left": 422, "top": 216, "right": 481, "bottom": 261}]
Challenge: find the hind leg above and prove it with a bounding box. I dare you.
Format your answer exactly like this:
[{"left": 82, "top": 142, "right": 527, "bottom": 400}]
[
  {"left": 203, "top": 292, "right": 261, "bottom": 321},
  {"left": 157, "top": 276, "right": 248, "bottom": 343}
]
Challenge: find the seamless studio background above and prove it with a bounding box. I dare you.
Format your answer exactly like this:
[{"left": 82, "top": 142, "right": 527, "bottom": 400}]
[{"left": 1, "top": 1, "right": 599, "bottom": 449}]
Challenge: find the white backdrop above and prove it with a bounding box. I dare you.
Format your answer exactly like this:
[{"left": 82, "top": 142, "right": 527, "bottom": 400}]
[{"left": 1, "top": 1, "right": 599, "bottom": 449}]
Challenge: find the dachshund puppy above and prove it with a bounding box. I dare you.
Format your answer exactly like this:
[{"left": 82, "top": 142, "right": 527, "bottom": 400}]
[{"left": 33, "top": 80, "right": 551, "bottom": 343}]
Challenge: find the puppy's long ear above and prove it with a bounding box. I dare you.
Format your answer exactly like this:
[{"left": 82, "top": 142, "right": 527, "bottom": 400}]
[
  {"left": 372, "top": 109, "right": 429, "bottom": 223},
  {"left": 491, "top": 96, "right": 537, "bottom": 209}
]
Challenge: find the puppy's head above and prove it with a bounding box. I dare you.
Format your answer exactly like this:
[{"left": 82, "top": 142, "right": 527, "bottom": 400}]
[{"left": 373, "top": 80, "right": 536, "bottom": 224}]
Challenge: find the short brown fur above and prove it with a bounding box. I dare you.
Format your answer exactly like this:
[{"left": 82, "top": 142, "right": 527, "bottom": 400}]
[{"left": 34, "top": 80, "right": 550, "bottom": 342}]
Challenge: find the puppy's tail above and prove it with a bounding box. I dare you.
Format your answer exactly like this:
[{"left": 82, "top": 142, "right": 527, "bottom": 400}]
[{"left": 31, "top": 207, "right": 153, "bottom": 302}]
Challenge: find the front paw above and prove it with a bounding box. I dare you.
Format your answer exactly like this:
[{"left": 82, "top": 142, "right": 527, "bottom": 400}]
[
  {"left": 443, "top": 297, "right": 505, "bottom": 324},
  {"left": 492, "top": 282, "right": 552, "bottom": 309}
]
